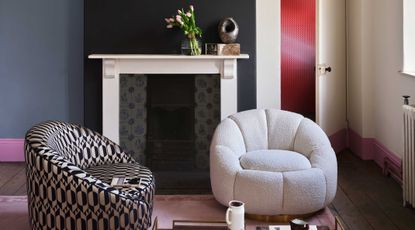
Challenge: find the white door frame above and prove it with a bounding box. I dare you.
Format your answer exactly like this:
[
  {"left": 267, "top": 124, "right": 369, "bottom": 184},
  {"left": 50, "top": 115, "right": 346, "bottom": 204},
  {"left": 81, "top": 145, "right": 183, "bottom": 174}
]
[{"left": 256, "top": 0, "right": 281, "bottom": 109}]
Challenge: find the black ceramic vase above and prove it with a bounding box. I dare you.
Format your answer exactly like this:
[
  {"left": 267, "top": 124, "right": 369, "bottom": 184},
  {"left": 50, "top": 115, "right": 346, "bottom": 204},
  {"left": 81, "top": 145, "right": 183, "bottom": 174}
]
[{"left": 218, "top": 17, "right": 239, "bottom": 44}]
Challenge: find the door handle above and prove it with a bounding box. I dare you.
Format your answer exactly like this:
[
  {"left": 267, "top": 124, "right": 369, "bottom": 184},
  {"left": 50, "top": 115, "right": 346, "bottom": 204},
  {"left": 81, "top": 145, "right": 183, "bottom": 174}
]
[
  {"left": 325, "top": 66, "right": 332, "bottom": 72},
  {"left": 317, "top": 64, "right": 332, "bottom": 75}
]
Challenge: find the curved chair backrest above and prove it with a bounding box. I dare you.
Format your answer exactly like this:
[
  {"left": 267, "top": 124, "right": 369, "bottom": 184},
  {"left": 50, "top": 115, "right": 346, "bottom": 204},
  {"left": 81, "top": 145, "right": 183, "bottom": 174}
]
[
  {"left": 25, "top": 121, "right": 133, "bottom": 169},
  {"left": 212, "top": 109, "right": 331, "bottom": 156}
]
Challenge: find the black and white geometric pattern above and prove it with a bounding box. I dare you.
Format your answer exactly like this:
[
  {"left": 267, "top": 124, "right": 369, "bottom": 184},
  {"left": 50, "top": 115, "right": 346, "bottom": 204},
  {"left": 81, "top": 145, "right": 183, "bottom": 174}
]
[{"left": 24, "top": 121, "right": 155, "bottom": 230}]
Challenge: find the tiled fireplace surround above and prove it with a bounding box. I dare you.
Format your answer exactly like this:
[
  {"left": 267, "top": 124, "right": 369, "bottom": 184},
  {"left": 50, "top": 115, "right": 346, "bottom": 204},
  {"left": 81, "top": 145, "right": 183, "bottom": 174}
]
[{"left": 119, "top": 74, "right": 220, "bottom": 170}]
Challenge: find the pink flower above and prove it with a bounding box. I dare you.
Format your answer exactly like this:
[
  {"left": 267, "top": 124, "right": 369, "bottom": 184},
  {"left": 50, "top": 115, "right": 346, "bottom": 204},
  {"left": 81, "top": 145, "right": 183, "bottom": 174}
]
[
  {"left": 166, "top": 24, "right": 173, "bottom": 29},
  {"left": 186, "top": 12, "right": 192, "bottom": 17},
  {"left": 169, "top": 18, "right": 175, "bottom": 23},
  {"left": 178, "top": 9, "right": 182, "bottom": 14},
  {"left": 190, "top": 5, "right": 194, "bottom": 11},
  {"left": 164, "top": 18, "right": 170, "bottom": 23},
  {"left": 176, "top": 15, "right": 183, "bottom": 25}
]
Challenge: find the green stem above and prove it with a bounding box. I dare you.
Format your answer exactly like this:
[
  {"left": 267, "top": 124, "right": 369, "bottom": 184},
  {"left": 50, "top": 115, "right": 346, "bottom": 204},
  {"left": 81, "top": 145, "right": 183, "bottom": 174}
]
[{"left": 190, "top": 37, "right": 200, "bottom": 55}]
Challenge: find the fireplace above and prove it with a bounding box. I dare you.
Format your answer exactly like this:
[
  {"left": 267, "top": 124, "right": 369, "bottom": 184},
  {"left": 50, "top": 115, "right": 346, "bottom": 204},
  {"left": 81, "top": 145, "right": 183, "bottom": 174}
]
[{"left": 89, "top": 54, "right": 248, "bottom": 193}]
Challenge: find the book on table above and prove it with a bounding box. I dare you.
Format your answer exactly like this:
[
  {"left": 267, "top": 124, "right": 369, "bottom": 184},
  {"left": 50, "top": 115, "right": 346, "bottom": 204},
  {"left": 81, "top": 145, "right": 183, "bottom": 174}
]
[{"left": 172, "top": 220, "right": 228, "bottom": 230}]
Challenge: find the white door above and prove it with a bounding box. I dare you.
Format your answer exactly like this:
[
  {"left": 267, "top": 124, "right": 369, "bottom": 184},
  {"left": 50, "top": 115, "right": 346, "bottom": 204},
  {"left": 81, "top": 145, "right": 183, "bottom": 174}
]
[{"left": 316, "top": 0, "right": 347, "bottom": 136}]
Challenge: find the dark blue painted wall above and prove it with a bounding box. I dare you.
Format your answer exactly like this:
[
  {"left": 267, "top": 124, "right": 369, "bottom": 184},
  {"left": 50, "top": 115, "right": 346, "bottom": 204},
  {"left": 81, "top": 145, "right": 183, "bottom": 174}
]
[
  {"left": 84, "top": 0, "right": 256, "bottom": 132},
  {"left": 0, "top": 0, "right": 84, "bottom": 138}
]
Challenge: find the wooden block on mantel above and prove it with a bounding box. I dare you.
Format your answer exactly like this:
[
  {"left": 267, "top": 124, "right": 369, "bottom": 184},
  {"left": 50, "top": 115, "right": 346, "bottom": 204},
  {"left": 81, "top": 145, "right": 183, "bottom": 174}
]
[{"left": 217, "top": 43, "right": 240, "bottom": 56}]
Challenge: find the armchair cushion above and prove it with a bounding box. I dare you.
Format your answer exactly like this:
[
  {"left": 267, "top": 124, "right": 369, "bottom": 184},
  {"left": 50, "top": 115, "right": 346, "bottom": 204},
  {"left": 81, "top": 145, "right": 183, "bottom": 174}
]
[{"left": 239, "top": 150, "right": 311, "bottom": 172}]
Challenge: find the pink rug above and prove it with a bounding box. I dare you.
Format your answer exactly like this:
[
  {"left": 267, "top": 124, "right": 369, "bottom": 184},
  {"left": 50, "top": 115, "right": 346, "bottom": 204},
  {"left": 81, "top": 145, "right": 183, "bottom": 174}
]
[
  {"left": 0, "top": 196, "right": 29, "bottom": 230},
  {"left": 0, "top": 195, "right": 335, "bottom": 229}
]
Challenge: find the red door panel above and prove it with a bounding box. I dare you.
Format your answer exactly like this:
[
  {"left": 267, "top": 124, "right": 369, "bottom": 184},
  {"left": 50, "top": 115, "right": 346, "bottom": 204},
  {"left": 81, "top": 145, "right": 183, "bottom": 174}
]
[{"left": 281, "top": 0, "right": 316, "bottom": 120}]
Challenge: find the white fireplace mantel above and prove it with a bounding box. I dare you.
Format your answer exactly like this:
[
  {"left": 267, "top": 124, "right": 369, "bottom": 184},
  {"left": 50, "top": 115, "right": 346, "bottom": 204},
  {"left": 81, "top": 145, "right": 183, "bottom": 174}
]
[{"left": 89, "top": 54, "right": 249, "bottom": 144}]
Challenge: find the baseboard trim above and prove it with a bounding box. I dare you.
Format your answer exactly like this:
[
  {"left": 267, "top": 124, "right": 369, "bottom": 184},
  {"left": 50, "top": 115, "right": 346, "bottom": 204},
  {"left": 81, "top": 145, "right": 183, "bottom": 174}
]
[
  {"left": 347, "top": 129, "right": 375, "bottom": 160},
  {"left": 347, "top": 129, "right": 402, "bottom": 183},
  {"left": 374, "top": 140, "right": 402, "bottom": 185},
  {"left": 329, "top": 129, "right": 348, "bottom": 153},
  {"left": 0, "top": 139, "right": 25, "bottom": 162}
]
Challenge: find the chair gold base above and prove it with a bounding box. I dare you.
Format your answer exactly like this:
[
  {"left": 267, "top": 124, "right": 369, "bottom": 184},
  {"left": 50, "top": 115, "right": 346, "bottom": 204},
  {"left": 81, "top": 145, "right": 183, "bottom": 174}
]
[{"left": 246, "top": 211, "right": 318, "bottom": 223}]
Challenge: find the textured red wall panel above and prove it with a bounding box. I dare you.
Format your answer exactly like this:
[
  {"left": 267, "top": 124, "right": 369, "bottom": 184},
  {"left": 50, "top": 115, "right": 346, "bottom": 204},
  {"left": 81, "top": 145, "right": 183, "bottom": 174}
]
[{"left": 281, "top": 0, "right": 316, "bottom": 120}]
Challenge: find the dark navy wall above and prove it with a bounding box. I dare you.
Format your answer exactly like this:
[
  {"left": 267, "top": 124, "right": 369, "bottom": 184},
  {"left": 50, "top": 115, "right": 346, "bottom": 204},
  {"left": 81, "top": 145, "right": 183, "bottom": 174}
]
[
  {"left": 85, "top": 0, "right": 256, "bottom": 132},
  {"left": 0, "top": 0, "right": 84, "bottom": 138}
]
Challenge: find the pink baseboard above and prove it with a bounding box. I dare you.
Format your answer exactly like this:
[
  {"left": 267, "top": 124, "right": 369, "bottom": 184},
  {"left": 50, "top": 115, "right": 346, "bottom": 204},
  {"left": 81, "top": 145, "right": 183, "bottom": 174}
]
[
  {"left": 0, "top": 139, "right": 25, "bottom": 162},
  {"left": 372, "top": 140, "right": 401, "bottom": 169},
  {"left": 329, "top": 129, "right": 348, "bottom": 153},
  {"left": 348, "top": 129, "right": 375, "bottom": 160},
  {"left": 347, "top": 129, "right": 402, "bottom": 182}
]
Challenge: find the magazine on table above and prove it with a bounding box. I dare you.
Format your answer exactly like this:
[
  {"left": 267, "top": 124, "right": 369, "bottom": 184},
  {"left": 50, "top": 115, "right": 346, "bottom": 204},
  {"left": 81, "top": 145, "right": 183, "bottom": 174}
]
[
  {"left": 111, "top": 176, "right": 142, "bottom": 188},
  {"left": 256, "top": 225, "right": 318, "bottom": 230}
]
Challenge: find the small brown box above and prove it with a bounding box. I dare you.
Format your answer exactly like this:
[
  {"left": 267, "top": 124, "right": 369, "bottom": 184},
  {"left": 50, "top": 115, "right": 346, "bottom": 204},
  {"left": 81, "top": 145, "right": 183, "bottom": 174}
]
[{"left": 217, "top": 43, "right": 240, "bottom": 56}]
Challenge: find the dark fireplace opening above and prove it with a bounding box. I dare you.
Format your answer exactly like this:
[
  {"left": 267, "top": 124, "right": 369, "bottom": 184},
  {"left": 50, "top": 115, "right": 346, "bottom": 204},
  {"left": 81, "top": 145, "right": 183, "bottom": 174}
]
[
  {"left": 119, "top": 74, "right": 220, "bottom": 194},
  {"left": 148, "top": 107, "right": 193, "bottom": 140},
  {"left": 147, "top": 76, "right": 195, "bottom": 171}
]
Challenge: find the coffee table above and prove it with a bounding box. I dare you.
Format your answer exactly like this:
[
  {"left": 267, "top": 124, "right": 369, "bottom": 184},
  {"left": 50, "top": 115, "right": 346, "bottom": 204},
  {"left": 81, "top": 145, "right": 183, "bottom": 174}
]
[{"left": 151, "top": 217, "right": 344, "bottom": 230}]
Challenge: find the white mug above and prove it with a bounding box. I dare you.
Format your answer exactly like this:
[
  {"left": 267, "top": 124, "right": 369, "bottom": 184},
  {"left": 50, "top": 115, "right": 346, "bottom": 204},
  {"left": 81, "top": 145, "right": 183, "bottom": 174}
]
[{"left": 226, "top": 200, "right": 245, "bottom": 230}]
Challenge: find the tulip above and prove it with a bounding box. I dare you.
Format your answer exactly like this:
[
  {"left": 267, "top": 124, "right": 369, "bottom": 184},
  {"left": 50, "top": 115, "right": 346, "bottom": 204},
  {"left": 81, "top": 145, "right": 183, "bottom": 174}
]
[
  {"left": 186, "top": 12, "right": 192, "bottom": 17},
  {"left": 178, "top": 9, "right": 182, "bottom": 14},
  {"left": 169, "top": 18, "right": 175, "bottom": 23},
  {"left": 164, "top": 18, "right": 170, "bottom": 23},
  {"left": 176, "top": 15, "right": 183, "bottom": 25},
  {"left": 166, "top": 24, "right": 173, "bottom": 29},
  {"left": 190, "top": 5, "right": 194, "bottom": 11}
]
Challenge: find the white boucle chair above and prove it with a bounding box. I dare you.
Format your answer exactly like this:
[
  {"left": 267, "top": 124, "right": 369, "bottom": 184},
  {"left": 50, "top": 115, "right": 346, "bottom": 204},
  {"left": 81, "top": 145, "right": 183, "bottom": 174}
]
[{"left": 210, "top": 109, "right": 337, "bottom": 215}]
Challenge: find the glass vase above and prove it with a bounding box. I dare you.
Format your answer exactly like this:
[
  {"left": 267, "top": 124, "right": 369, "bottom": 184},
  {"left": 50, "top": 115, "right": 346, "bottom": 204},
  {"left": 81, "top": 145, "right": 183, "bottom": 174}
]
[{"left": 181, "top": 36, "right": 202, "bottom": 56}]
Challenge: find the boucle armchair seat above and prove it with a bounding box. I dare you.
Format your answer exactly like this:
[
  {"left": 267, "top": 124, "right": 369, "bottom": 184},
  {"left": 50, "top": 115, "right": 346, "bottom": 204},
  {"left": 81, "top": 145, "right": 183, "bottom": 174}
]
[
  {"left": 210, "top": 109, "right": 337, "bottom": 216},
  {"left": 240, "top": 150, "right": 311, "bottom": 172},
  {"left": 25, "top": 121, "right": 155, "bottom": 230}
]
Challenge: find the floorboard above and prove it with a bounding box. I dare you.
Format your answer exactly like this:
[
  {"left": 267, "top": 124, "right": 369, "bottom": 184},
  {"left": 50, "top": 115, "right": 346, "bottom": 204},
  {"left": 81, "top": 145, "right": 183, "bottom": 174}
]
[
  {"left": 0, "top": 163, "right": 22, "bottom": 188},
  {"left": 0, "top": 170, "right": 25, "bottom": 195},
  {"left": 1, "top": 151, "right": 415, "bottom": 229}
]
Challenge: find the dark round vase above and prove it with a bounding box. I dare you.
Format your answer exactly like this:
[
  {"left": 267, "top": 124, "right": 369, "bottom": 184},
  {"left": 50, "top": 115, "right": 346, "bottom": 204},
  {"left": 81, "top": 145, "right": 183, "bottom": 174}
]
[{"left": 218, "top": 17, "right": 239, "bottom": 44}]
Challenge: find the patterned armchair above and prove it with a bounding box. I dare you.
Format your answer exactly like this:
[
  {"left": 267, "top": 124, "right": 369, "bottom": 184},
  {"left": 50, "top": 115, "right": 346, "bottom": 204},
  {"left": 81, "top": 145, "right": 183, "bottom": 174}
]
[{"left": 25, "top": 121, "right": 155, "bottom": 230}]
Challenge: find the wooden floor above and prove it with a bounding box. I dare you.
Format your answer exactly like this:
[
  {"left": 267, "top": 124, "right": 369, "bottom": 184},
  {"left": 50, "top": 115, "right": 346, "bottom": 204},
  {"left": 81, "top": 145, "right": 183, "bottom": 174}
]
[
  {"left": 1, "top": 151, "right": 415, "bottom": 229},
  {"left": 0, "top": 162, "right": 26, "bottom": 195}
]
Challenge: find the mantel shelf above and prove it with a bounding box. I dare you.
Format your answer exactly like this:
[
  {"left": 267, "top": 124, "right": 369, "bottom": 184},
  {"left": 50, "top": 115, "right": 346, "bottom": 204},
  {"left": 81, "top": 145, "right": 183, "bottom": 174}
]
[{"left": 88, "top": 54, "right": 249, "bottom": 60}]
